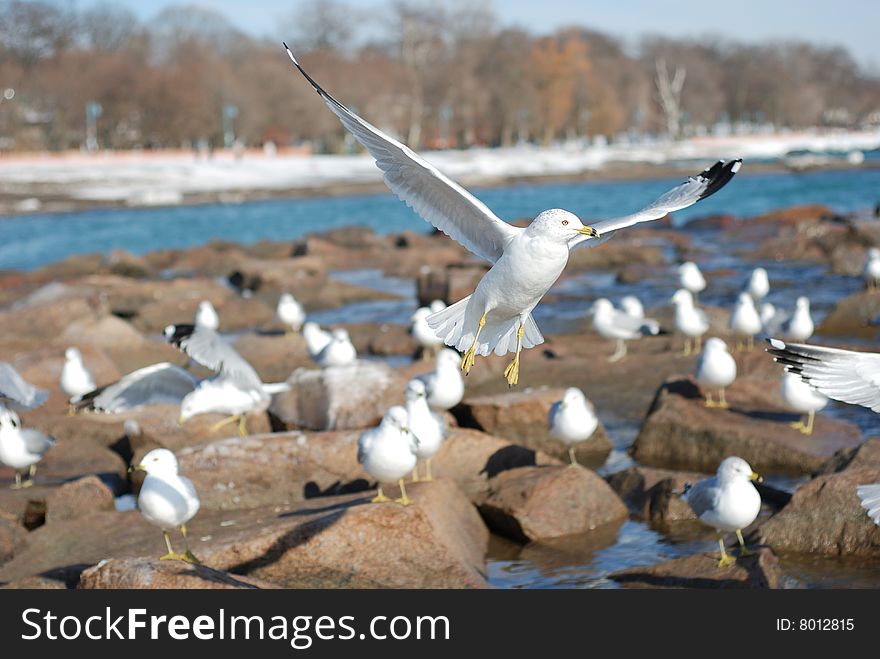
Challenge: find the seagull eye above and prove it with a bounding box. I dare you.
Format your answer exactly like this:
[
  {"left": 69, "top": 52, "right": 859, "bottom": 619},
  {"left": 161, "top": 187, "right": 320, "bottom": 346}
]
[{"left": 561, "top": 220, "right": 569, "bottom": 226}]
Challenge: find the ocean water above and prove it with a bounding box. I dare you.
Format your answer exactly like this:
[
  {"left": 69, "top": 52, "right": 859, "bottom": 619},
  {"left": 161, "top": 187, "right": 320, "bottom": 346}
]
[{"left": 1, "top": 167, "right": 879, "bottom": 271}]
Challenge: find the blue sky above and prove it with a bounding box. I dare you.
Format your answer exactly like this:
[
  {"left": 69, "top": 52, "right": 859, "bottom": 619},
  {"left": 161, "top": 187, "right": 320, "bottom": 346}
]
[{"left": 99, "top": 0, "right": 879, "bottom": 70}]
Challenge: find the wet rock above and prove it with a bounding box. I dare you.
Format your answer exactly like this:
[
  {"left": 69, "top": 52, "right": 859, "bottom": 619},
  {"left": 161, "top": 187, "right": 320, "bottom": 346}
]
[
  {"left": 477, "top": 465, "right": 627, "bottom": 543},
  {"left": 46, "top": 476, "right": 115, "bottom": 523},
  {"left": 606, "top": 465, "right": 707, "bottom": 520},
  {"left": 455, "top": 387, "right": 612, "bottom": 468},
  {"left": 610, "top": 547, "right": 782, "bottom": 589},
  {"left": 631, "top": 376, "right": 862, "bottom": 474},
  {"left": 269, "top": 362, "right": 406, "bottom": 431},
  {"left": 817, "top": 292, "right": 880, "bottom": 340},
  {"left": 0, "top": 511, "right": 26, "bottom": 564},
  {"left": 79, "top": 557, "right": 279, "bottom": 589}
]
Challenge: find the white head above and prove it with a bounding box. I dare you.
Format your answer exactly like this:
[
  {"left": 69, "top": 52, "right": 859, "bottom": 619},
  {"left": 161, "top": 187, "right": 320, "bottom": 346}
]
[
  {"left": 436, "top": 348, "right": 461, "bottom": 368},
  {"left": 679, "top": 261, "right": 699, "bottom": 274},
  {"left": 620, "top": 296, "right": 644, "bottom": 317},
  {"left": 528, "top": 209, "right": 597, "bottom": 243},
  {"left": 751, "top": 267, "right": 768, "bottom": 283},
  {"left": 303, "top": 321, "right": 320, "bottom": 336},
  {"left": 869, "top": 248, "right": 880, "bottom": 260},
  {"left": 64, "top": 347, "right": 82, "bottom": 362},
  {"left": 795, "top": 296, "right": 809, "bottom": 310},
  {"left": 560, "top": 387, "right": 587, "bottom": 408},
  {"left": 671, "top": 289, "right": 694, "bottom": 306},
  {"left": 198, "top": 300, "right": 214, "bottom": 312},
  {"left": 0, "top": 407, "right": 21, "bottom": 433},
  {"left": 429, "top": 299, "right": 446, "bottom": 313},
  {"left": 279, "top": 292, "right": 295, "bottom": 305},
  {"left": 760, "top": 302, "right": 775, "bottom": 319},
  {"left": 591, "top": 298, "right": 613, "bottom": 316},
  {"left": 405, "top": 378, "right": 427, "bottom": 403},
  {"left": 703, "top": 337, "right": 728, "bottom": 353},
  {"left": 737, "top": 291, "right": 756, "bottom": 308},
  {"left": 332, "top": 328, "right": 350, "bottom": 343},
  {"left": 411, "top": 307, "right": 431, "bottom": 323},
  {"left": 716, "top": 456, "right": 761, "bottom": 483},
  {"left": 135, "top": 448, "right": 179, "bottom": 477},
  {"left": 382, "top": 405, "right": 409, "bottom": 432}
]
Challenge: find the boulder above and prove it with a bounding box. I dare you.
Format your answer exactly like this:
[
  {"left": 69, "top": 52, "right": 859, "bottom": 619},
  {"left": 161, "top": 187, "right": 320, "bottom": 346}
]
[
  {"left": 610, "top": 547, "right": 782, "bottom": 589},
  {"left": 606, "top": 465, "right": 707, "bottom": 521},
  {"left": 233, "top": 333, "right": 312, "bottom": 384},
  {"left": 269, "top": 362, "right": 406, "bottom": 431},
  {"left": 78, "top": 558, "right": 279, "bottom": 589},
  {"left": 46, "top": 475, "right": 116, "bottom": 523},
  {"left": 817, "top": 292, "right": 880, "bottom": 340},
  {"left": 477, "top": 465, "right": 627, "bottom": 542},
  {"left": 455, "top": 387, "right": 613, "bottom": 467},
  {"left": 0, "top": 511, "right": 26, "bottom": 564},
  {"left": 819, "top": 437, "right": 880, "bottom": 474},
  {"left": 344, "top": 323, "right": 418, "bottom": 357},
  {"left": 631, "top": 377, "right": 862, "bottom": 474}
]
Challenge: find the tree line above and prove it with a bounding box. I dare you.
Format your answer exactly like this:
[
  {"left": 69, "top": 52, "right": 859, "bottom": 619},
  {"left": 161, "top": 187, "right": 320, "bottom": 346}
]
[{"left": 0, "top": 0, "right": 878, "bottom": 153}]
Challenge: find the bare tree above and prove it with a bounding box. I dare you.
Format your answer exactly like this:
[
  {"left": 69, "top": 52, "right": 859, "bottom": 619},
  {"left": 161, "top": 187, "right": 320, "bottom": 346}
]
[
  {"left": 282, "top": 0, "right": 359, "bottom": 53},
  {"left": 655, "top": 58, "right": 686, "bottom": 138}
]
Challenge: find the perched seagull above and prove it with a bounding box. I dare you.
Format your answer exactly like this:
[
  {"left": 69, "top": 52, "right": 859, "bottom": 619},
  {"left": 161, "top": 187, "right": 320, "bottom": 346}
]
[
  {"left": 429, "top": 299, "right": 447, "bottom": 313},
  {"left": 746, "top": 267, "right": 769, "bottom": 301},
  {"left": 316, "top": 328, "right": 357, "bottom": 368},
  {"left": 759, "top": 302, "right": 783, "bottom": 335},
  {"left": 678, "top": 262, "right": 707, "bottom": 299},
  {"left": 277, "top": 293, "right": 305, "bottom": 333},
  {"left": 548, "top": 387, "right": 599, "bottom": 466},
  {"left": 0, "top": 362, "right": 48, "bottom": 411},
  {"left": 284, "top": 44, "right": 740, "bottom": 385},
  {"left": 671, "top": 289, "right": 710, "bottom": 355},
  {"left": 165, "top": 324, "right": 290, "bottom": 436},
  {"left": 357, "top": 406, "right": 418, "bottom": 505},
  {"left": 785, "top": 297, "right": 814, "bottom": 342},
  {"left": 620, "top": 295, "right": 646, "bottom": 320},
  {"left": 768, "top": 340, "right": 880, "bottom": 528},
  {"left": 410, "top": 306, "right": 445, "bottom": 359},
  {"left": 418, "top": 349, "right": 465, "bottom": 412},
  {"left": 695, "top": 337, "right": 737, "bottom": 408},
  {"left": 864, "top": 248, "right": 880, "bottom": 290},
  {"left": 404, "top": 379, "right": 447, "bottom": 481},
  {"left": 303, "top": 321, "right": 332, "bottom": 360},
  {"left": 60, "top": 347, "right": 96, "bottom": 411},
  {"left": 132, "top": 448, "right": 201, "bottom": 563},
  {"left": 683, "top": 456, "right": 762, "bottom": 567},
  {"left": 75, "top": 362, "right": 199, "bottom": 414},
  {"left": 780, "top": 371, "right": 827, "bottom": 435},
  {"left": 590, "top": 298, "right": 659, "bottom": 362},
  {"left": 0, "top": 407, "right": 54, "bottom": 489},
  {"left": 729, "top": 292, "right": 762, "bottom": 351},
  {"left": 195, "top": 300, "right": 220, "bottom": 331}
]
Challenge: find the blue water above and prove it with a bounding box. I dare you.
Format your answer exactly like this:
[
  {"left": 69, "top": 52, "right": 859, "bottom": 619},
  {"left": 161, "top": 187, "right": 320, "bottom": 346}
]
[{"left": 2, "top": 168, "right": 879, "bottom": 271}]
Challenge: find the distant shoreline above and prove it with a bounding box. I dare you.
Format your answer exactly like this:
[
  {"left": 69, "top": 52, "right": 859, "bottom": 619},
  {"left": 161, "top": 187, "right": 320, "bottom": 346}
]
[{"left": 1, "top": 158, "right": 876, "bottom": 219}]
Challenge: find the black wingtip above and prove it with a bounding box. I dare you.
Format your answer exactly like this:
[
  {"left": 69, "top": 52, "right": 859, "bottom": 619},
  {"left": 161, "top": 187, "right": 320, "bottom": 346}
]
[
  {"left": 695, "top": 158, "right": 742, "bottom": 201},
  {"left": 164, "top": 323, "right": 196, "bottom": 347}
]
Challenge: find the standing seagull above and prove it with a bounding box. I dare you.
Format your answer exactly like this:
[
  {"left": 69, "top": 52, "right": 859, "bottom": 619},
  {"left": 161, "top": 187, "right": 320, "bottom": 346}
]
[
  {"left": 864, "top": 248, "right": 880, "bottom": 290},
  {"left": 729, "top": 292, "right": 762, "bottom": 351},
  {"left": 283, "top": 44, "right": 741, "bottom": 385},
  {"left": 417, "top": 348, "right": 465, "bottom": 412},
  {"left": 132, "top": 448, "right": 201, "bottom": 563},
  {"left": 590, "top": 298, "right": 659, "bottom": 362},
  {"left": 404, "top": 379, "right": 447, "bottom": 481},
  {"left": 0, "top": 407, "right": 54, "bottom": 489},
  {"left": 60, "top": 347, "right": 96, "bottom": 412},
  {"left": 785, "top": 297, "right": 814, "bottom": 342},
  {"left": 277, "top": 293, "right": 305, "bottom": 333},
  {"left": 695, "top": 337, "right": 737, "bottom": 408},
  {"left": 684, "top": 457, "right": 762, "bottom": 567},
  {"left": 410, "top": 306, "right": 445, "bottom": 359},
  {"left": 746, "top": 267, "right": 769, "bottom": 301},
  {"left": 678, "top": 262, "right": 707, "bottom": 299},
  {"left": 357, "top": 406, "right": 418, "bottom": 505},
  {"left": 548, "top": 387, "right": 599, "bottom": 466},
  {"left": 303, "top": 321, "right": 332, "bottom": 360},
  {"left": 316, "top": 328, "right": 357, "bottom": 367},
  {"left": 195, "top": 300, "right": 220, "bottom": 331},
  {"left": 671, "top": 289, "right": 710, "bottom": 355},
  {"left": 780, "top": 371, "right": 827, "bottom": 435}
]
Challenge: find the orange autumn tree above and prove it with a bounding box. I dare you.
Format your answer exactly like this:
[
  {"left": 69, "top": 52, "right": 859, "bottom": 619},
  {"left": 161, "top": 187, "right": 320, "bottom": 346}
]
[{"left": 529, "top": 30, "right": 591, "bottom": 144}]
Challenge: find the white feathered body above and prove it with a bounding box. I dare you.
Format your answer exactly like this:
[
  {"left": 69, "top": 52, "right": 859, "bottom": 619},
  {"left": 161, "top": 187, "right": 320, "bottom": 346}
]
[
  {"left": 673, "top": 293, "right": 710, "bottom": 338},
  {"left": 0, "top": 411, "right": 53, "bottom": 470},
  {"left": 420, "top": 351, "right": 465, "bottom": 411},
  {"left": 406, "top": 396, "right": 446, "bottom": 460},
  {"left": 277, "top": 294, "right": 305, "bottom": 331},
  {"left": 358, "top": 425, "right": 418, "bottom": 483},
  {"left": 138, "top": 472, "right": 200, "bottom": 529},
  {"left": 730, "top": 296, "right": 762, "bottom": 337},
  {"left": 781, "top": 373, "right": 827, "bottom": 413},
  {"left": 61, "top": 354, "right": 96, "bottom": 399},
  {"left": 864, "top": 253, "right": 880, "bottom": 285},
  {"left": 549, "top": 400, "right": 598, "bottom": 446},
  {"left": 182, "top": 378, "right": 271, "bottom": 418},
  {"left": 696, "top": 343, "right": 737, "bottom": 389},
  {"left": 694, "top": 478, "right": 761, "bottom": 532}
]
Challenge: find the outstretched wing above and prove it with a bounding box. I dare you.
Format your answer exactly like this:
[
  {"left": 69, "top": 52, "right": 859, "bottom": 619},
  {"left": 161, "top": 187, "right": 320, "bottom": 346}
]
[
  {"left": 570, "top": 159, "right": 742, "bottom": 250},
  {"left": 0, "top": 362, "right": 48, "bottom": 410},
  {"left": 78, "top": 362, "right": 199, "bottom": 413},
  {"left": 283, "top": 44, "right": 520, "bottom": 264},
  {"left": 164, "top": 324, "right": 264, "bottom": 391},
  {"left": 767, "top": 339, "right": 880, "bottom": 412}
]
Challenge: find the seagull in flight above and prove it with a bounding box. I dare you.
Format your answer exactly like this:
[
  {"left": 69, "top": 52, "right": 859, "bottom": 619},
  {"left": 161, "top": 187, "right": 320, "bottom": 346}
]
[{"left": 283, "top": 44, "right": 741, "bottom": 385}]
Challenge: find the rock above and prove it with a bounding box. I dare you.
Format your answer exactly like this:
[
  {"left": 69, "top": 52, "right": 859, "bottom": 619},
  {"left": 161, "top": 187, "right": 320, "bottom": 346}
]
[
  {"left": 46, "top": 476, "right": 115, "bottom": 523},
  {"left": 344, "top": 323, "right": 418, "bottom": 357},
  {"left": 0, "top": 511, "right": 26, "bottom": 564},
  {"left": 416, "top": 264, "right": 487, "bottom": 306},
  {"left": 477, "top": 465, "right": 627, "bottom": 542},
  {"left": 567, "top": 239, "right": 667, "bottom": 272},
  {"left": 755, "top": 465, "right": 880, "bottom": 557},
  {"left": 606, "top": 465, "right": 707, "bottom": 520},
  {"left": 817, "top": 292, "right": 880, "bottom": 340},
  {"left": 455, "top": 387, "right": 613, "bottom": 468},
  {"left": 610, "top": 547, "right": 782, "bottom": 588},
  {"left": 631, "top": 377, "right": 862, "bottom": 474},
  {"left": 233, "top": 333, "right": 312, "bottom": 384},
  {"left": 1, "top": 576, "right": 66, "bottom": 589},
  {"left": 0, "top": 296, "right": 98, "bottom": 342},
  {"left": 78, "top": 558, "right": 279, "bottom": 589},
  {"left": 819, "top": 437, "right": 880, "bottom": 474},
  {"left": 269, "top": 362, "right": 406, "bottom": 431}
]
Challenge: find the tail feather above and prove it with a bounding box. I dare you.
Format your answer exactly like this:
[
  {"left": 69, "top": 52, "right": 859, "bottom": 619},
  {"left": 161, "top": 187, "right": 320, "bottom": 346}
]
[
  {"left": 426, "top": 297, "right": 544, "bottom": 357},
  {"left": 262, "top": 382, "right": 291, "bottom": 394}
]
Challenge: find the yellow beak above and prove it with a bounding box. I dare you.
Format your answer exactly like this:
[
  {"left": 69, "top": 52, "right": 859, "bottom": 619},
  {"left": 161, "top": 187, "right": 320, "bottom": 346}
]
[
  {"left": 178, "top": 415, "right": 186, "bottom": 425},
  {"left": 750, "top": 471, "right": 762, "bottom": 483},
  {"left": 128, "top": 463, "right": 145, "bottom": 474},
  {"left": 577, "top": 226, "right": 600, "bottom": 238}
]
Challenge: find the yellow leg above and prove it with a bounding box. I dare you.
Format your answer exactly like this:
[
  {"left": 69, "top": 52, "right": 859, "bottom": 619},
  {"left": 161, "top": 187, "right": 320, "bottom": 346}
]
[
  {"left": 803, "top": 410, "right": 815, "bottom": 435},
  {"left": 704, "top": 392, "right": 716, "bottom": 408},
  {"left": 747, "top": 335, "right": 754, "bottom": 351},
  {"left": 461, "top": 313, "right": 487, "bottom": 375},
  {"left": 181, "top": 524, "right": 201, "bottom": 564},
  {"left": 237, "top": 415, "right": 248, "bottom": 437},
  {"left": 411, "top": 465, "right": 420, "bottom": 483},
  {"left": 736, "top": 529, "right": 752, "bottom": 557},
  {"left": 608, "top": 338, "right": 627, "bottom": 362},
  {"left": 209, "top": 415, "right": 238, "bottom": 433},
  {"left": 717, "top": 388, "right": 729, "bottom": 409},
  {"left": 396, "top": 478, "right": 412, "bottom": 506},
  {"left": 568, "top": 446, "right": 579, "bottom": 467},
  {"left": 371, "top": 485, "right": 392, "bottom": 503},
  {"left": 11, "top": 472, "right": 23, "bottom": 490},
  {"left": 790, "top": 415, "right": 805, "bottom": 430},
  {"left": 682, "top": 337, "right": 692, "bottom": 356},
  {"left": 424, "top": 458, "right": 433, "bottom": 482},
  {"left": 717, "top": 533, "right": 735, "bottom": 567},
  {"left": 68, "top": 403, "right": 76, "bottom": 416},
  {"left": 503, "top": 322, "right": 525, "bottom": 387},
  {"left": 159, "top": 530, "right": 184, "bottom": 561},
  {"left": 694, "top": 335, "right": 702, "bottom": 353}
]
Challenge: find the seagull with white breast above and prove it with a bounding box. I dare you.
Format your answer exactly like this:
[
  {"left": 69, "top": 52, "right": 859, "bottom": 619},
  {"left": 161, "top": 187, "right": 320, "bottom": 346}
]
[
  {"left": 277, "top": 292, "right": 305, "bottom": 333},
  {"left": 60, "top": 347, "right": 96, "bottom": 412},
  {"left": 404, "top": 379, "right": 447, "bottom": 481},
  {"left": 303, "top": 321, "right": 332, "bottom": 360},
  {"left": 195, "top": 300, "right": 220, "bottom": 331},
  {"left": 357, "top": 406, "right": 418, "bottom": 505},
  {"left": 678, "top": 262, "right": 706, "bottom": 299},
  {"left": 695, "top": 337, "right": 737, "bottom": 408},
  {"left": 283, "top": 44, "right": 741, "bottom": 385},
  {"left": 590, "top": 298, "right": 659, "bottom": 362},
  {"left": 729, "top": 292, "right": 762, "bottom": 351},
  {"left": 671, "top": 289, "right": 710, "bottom": 355},
  {"left": 316, "top": 328, "right": 357, "bottom": 367},
  {"left": 417, "top": 348, "right": 465, "bottom": 412},
  {"left": 780, "top": 371, "right": 827, "bottom": 435},
  {"left": 410, "top": 306, "right": 444, "bottom": 359},
  {"left": 864, "top": 248, "right": 880, "bottom": 290},
  {"left": 0, "top": 407, "right": 54, "bottom": 489},
  {"left": 548, "top": 387, "right": 599, "bottom": 466},
  {"left": 746, "top": 267, "right": 769, "bottom": 301}
]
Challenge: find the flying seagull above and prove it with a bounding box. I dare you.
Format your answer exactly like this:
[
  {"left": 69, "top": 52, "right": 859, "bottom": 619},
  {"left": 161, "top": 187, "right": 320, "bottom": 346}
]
[{"left": 283, "top": 43, "right": 742, "bottom": 385}]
